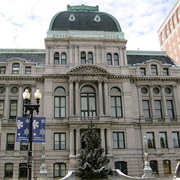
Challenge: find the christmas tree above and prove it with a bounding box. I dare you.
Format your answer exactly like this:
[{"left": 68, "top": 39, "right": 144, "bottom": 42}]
[{"left": 78, "top": 124, "right": 110, "bottom": 179}]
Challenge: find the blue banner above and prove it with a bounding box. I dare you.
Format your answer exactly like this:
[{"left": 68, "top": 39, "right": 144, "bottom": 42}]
[{"left": 16, "top": 117, "right": 46, "bottom": 142}]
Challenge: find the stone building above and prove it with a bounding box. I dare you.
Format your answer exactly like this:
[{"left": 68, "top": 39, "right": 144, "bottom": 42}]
[
  {"left": 158, "top": 0, "right": 180, "bottom": 64},
  {"left": 0, "top": 4, "right": 179, "bottom": 180}
]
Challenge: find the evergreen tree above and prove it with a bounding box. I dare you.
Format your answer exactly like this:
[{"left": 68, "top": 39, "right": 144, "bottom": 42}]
[{"left": 78, "top": 124, "right": 110, "bottom": 179}]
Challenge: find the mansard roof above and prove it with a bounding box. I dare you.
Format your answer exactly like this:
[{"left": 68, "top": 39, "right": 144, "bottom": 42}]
[{"left": 48, "top": 5, "right": 122, "bottom": 32}]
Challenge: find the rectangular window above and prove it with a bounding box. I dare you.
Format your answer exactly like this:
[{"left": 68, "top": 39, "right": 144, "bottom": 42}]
[
  {"left": 0, "top": 66, "right": 6, "bottom": 74},
  {"left": 140, "top": 68, "right": 146, "bottom": 75},
  {"left": 20, "top": 142, "right": 28, "bottom": 151},
  {"left": 146, "top": 132, "right": 155, "bottom": 149},
  {"left": 0, "top": 100, "right": 4, "bottom": 116},
  {"left": 54, "top": 163, "right": 66, "bottom": 177},
  {"left": 166, "top": 100, "right": 174, "bottom": 118},
  {"left": 154, "top": 100, "right": 162, "bottom": 118},
  {"left": 151, "top": 65, "right": 158, "bottom": 75},
  {"left": 113, "top": 132, "right": 125, "bottom": 149},
  {"left": 12, "top": 63, "right": 20, "bottom": 74},
  {"left": 143, "top": 100, "right": 150, "bottom": 118},
  {"left": 172, "top": 132, "right": 180, "bottom": 148},
  {"left": 25, "top": 66, "right": 31, "bottom": 74},
  {"left": 9, "top": 100, "right": 18, "bottom": 119},
  {"left": 54, "top": 133, "right": 66, "bottom": 150},
  {"left": 160, "top": 132, "right": 168, "bottom": 148},
  {"left": 6, "top": 133, "right": 15, "bottom": 151},
  {"left": 54, "top": 97, "right": 66, "bottom": 118},
  {"left": 163, "top": 68, "right": 169, "bottom": 76},
  {"left": 111, "top": 96, "right": 122, "bottom": 117}
]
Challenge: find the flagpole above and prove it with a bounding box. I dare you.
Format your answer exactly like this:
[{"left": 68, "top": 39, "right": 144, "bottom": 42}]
[{"left": 23, "top": 89, "right": 41, "bottom": 180}]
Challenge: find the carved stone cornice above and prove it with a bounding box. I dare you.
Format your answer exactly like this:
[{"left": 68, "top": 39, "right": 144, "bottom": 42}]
[{"left": 66, "top": 65, "right": 110, "bottom": 76}]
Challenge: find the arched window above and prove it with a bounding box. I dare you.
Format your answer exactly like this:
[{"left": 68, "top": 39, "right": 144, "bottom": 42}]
[
  {"left": 12, "top": 63, "right": 20, "bottom": 74},
  {"left": 54, "top": 87, "right": 66, "bottom": 118},
  {"left": 115, "top": 161, "right": 128, "bottom": 175},
  {"left": 151, "top": 65, "right": 158, "bottom": 75},
  {"left": 54, "top": 52, "right": 59, "bottom": 65},
  {"left": 19, "top": 163, "right": 27, "bottom": 178},
  {"left": 81, "top": 86, "right": 96, "bottom": 117},
  {"left": 150, "top": 160, "right": 158, "bottom": 175},
  {"left": 88, "top": 52, "right": 93, "bottom": 64},
  {"left": 114, "top": 53, "right": 119, "bottom": 65},
  {"left": 5, "top": 163, "right": 13, "bottom": 178},
  {"left": 61, "top": 53, "right": 67, "bottom": 65},
  {"left": 110, "top": 87, "right": 122, "bottom": 117},
  {"left": 81, "top": 52, "right": 86, "bottom": 64},
  {"left": 54, "top": 163, "right": 66, "bottom": 178},
  {"left": 107, "top": 53, "right": 112, "bottom": 65}
]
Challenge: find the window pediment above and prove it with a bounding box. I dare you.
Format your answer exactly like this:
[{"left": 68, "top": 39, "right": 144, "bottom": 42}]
[{"left": 67, "top": 65, "right": 110, "bottom": 76}]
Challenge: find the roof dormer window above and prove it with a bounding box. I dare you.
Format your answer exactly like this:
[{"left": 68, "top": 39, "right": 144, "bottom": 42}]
[
  {"left": 69, "top": 14, "right": 75, "bottom": 21},
  {"left": 12, "top": 63, "right": 20, "bottom": 74}
]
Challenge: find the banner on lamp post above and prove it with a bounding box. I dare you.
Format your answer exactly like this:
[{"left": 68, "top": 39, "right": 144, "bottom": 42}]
[{"left": 16, "top": 117, "right": 46, "bottom": 142}]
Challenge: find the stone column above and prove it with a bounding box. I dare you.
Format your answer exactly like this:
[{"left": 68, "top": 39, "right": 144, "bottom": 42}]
[
  {"left": 4, "top": 85, "right": 10, "bottom": 120},
  {"left": 69, "top": 129, "right": 74, "bottom": 156},
  {"left": 123, "top": 47, "right": 127, "bottom": 66},
  {"left": 100, "top": 128, "right": 105, "bottom": 150},
  {"left": 17, "top": 85, "right": 23, "bottom": 117},
  {"left": 119, "top": 47, "right": 123, "bottom": 66},
  {"left": 173, "top": 85, "right": 180, "bottom": 121},
  {"left": 149, "top": 86, "right": 156, "bottom": 121},
  {"left": 74, "top": 45, "right": 79, "bottom": 64},
  {"left": 104, "top": 81, "right": 109, "bottom": 115},
  {"left": 106, "top": 128, "right": 112, "bottom": 155},
  {"left": 98, "top": 80, "right": 103, "bottom": 116},
  {"left": 69, "top": 45, "right": 73, "bottom": 64},
  {"left": 69, "top": 81, "right": 74, "bottom": 116},
  {"left": 161, "top": 86, "right": 169, "bottom": 121},
  {"left": 76, "top": 129, "right": 80, "bottom": 154},
  {"left": 95, "top": 46, "right": 99, "bottom": 64},
  {"left": 75, "top": 80, "right": 80, "bottom": 116},
  {"left": 101, "top": 46, "right": 105, "bottom": 65},
  {"left": 137, "top": 85, "right": 144, "bottom": 121}
]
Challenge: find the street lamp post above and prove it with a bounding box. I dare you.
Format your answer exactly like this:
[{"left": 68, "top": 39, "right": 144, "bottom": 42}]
[{"left": 23, "top": 89, "right": 42, "bottom": 180}]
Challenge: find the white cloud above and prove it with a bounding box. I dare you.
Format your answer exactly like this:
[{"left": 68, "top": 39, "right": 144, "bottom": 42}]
[{"left": 0, "top": 0, "right": 178, "bottom": 50}]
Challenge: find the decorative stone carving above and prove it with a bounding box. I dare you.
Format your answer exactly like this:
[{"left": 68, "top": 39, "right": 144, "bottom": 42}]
[{"left": 67, "top": 65, "right": 110, "bottom": 76}]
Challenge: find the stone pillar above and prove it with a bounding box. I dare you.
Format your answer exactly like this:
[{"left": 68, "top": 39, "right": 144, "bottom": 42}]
[
  {"left": 17, "top": 85, "right": 23, "bottom": 117},
  {"left": 70, "top": 129, "right": 74, "bottom": 156},
  {"left": 173, "top": 85, "right": 180, "bottom": 121},
  {"left": 137, "top": 86, "right": 144, "bottom": 121},
  {"left": 98, "top": 80, "right": 103, "bottom": 116},
  {"left": 149, "top": 86, "right": 156, "bottom": 121},
  {"left": 69, "top": 81, "right": 74, "bottom": 116},
  {"left": 95, "top": 46, "right": 99, "bottom": 64},
  {"left": 123, "top": 47, "right": 127, "bottom": 66},
  {"left": 75, "top": 80, "right": 80, "bottom": 116},
  {"left": 104, "top": 81, "right": 109, "bottom": 115},
  {"left": 100, "top": 128, "right": 105, "bottom": 150},
  {"left": 69, "top": 45, "right": 73, "bottom": 64},
  {"left": 74, "top": 45, "right": 79, "bottom": 64},
  {"left": 119, "top": 47, "right": 123, "bottom": 66},
  {"left": 161, "top": 86, "right": 169, "bottom": 121},
  {"left": 76, "top": 129, "right": 80, "bottom": 154},
  {"left": 4, "top": 85, "right": 10, "bottom": 119},
  {"left": 106, "top": 128, "right": 112, "bottom": 155}
]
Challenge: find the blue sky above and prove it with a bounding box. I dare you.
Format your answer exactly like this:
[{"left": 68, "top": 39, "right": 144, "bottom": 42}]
[{"left": 0, "top": 0, "right": 177, "bottom": 50}]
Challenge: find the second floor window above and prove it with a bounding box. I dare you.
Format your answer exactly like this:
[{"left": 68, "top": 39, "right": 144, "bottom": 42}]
[
  {"left": 142, "top": 100, "right": 150, "bottom": 119},
  {"left": 140, "top": 68, "right": 146, "bottom": 75},
  {"left": 54, "top": 163, "right": 66, "bottom": 178},
  {"left": 20, "top": 142, "right": 28, "bottom": 151},
  {"left": 146, "top": 132, "right": 155, "bottom": 149},
  {"left": 61, "top": 53, "right": 67, "bottom": 65},
  {"left": 81, "top": 52, "right": 86, "bottom": 64},
  {"left": 9, "top": 100, "right": 17, "bottom": 119},
  {"left": 6, "top": 133, "right": 15, "bottom": 151},
  {"left": 166, "top": 100, "right": 174, "bottom": 118},
  {"left": 12, "top": 63, "right": 20, "bottom": 74},
  {"left": 172, "top": 132, "right": 180, "bottom": 148},
  {"left": 160, "top": 132, "right": 168, "bottom": 148},
  {"left": 54, "top": 133, "right": 66, "bottom": 150},
  {"left": 25, "top": 66, "right": 31, "bottom": 74},
  {"left": 113, "top": 132, "right": 125, "bottom": 149},
  {"left": 81, "top": 86, "right": 96, "bottom": 117},
  {"left": 107, "top": 53, "right": 112, "bottom": 65},
  {"left": 154, "top": 100, "right": 162, "bottom": 118},
  {"left": 54, "top": 87, "right": 66, "bottom": 118},
  {"left": 110, "top": 87, "right": 122, "bottom": 118}
]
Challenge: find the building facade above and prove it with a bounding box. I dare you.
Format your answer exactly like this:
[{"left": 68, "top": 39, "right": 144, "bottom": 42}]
[
  {"left": 158, "top": 0, "right": 180, "bottom": 65},
  {"left": 0, "top": 4, "right": 180, "bottom": 180}
]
